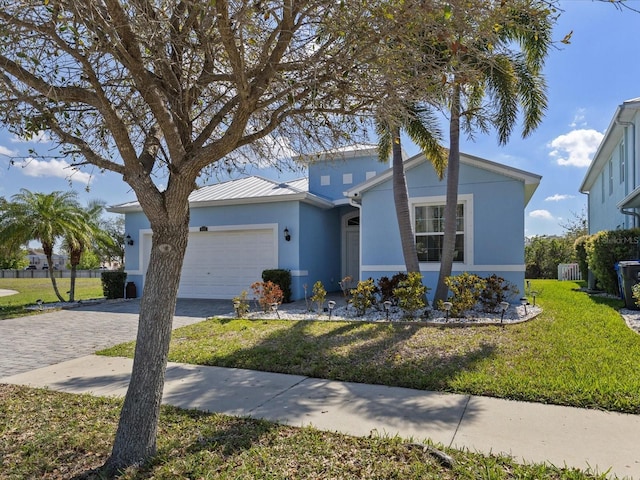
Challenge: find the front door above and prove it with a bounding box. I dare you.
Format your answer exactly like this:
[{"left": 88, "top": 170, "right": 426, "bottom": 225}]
[{"left": 343, "top": 214, "right": 360, "bottom": 283}]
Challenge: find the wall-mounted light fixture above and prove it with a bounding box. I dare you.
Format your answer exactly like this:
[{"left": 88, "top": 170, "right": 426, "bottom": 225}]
[
  {"left": 199, "top": 226, "right": 208, "bottom": 232},
  {"left": 283, "top": 227, "right": 291, "bottom": 242},
  {"left": 125, "top": 234, "right": 134, "bottom": 246}
]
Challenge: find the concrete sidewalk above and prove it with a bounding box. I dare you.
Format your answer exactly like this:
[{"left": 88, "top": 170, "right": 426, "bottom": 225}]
[{"left": 2, "top": 355, "right": 639, "bottom": 479}]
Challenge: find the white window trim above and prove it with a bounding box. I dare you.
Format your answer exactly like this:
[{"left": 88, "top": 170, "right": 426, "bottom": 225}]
[
  {"left": 411, "top": 194, "right": 473, "bottom": 270},
  {"left": 343, "top": 173, "right": 353, "bottom": 185},
  {"left": 620, "top": 139, "right": 626, "bottom": 184},
  {"left": 320, "top": 175, "right": 330, "bottom": 186}
]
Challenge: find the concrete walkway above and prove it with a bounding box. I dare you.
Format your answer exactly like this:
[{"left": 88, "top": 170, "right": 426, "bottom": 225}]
[
  {"left": 1, "top": 299, "right": 639, "bottom": 478},
  {"left": 2, "top": 355, "right": 639, "bottom": 479}
]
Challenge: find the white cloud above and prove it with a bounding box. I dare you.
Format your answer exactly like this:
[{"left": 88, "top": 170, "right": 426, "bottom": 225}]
[
  {"left": 569, "top": 108, "right": 587, "bottom": 128},
  {"left": 11, "top": 131, "right": 51, "bottom": 143},
  {"left": 17, "top": 157, "right": 92, "bottom": 184},
  {"left": 548, "top": 129, "right": 604, "bottom": 167},
  {"left": 529, "top": 209, "right": 555, "bottom": 220},
  {"left": 545, "top": 194, "right": 575, "bottom": 202},
  {"left": 0, "top": 145, "right": 18, "bottom": 156}
]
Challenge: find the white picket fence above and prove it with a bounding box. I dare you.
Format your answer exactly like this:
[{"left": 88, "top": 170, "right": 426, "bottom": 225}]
[{"left": 558, "top": 263, "right": 582, "bottom": 281}]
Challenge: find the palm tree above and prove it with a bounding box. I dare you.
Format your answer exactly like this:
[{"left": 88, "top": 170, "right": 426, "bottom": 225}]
[
  {"left": 0, "top": 189, "right": 86, "bottom": 302},
  {"left": 432, "top": 2, "right": 552, "bottom": 303},
  {"left": 64, "top": 199, "right": 115, "bottom": 301},
  {"left": 376, "top": 105, "right": 446, "bottom": 276}
]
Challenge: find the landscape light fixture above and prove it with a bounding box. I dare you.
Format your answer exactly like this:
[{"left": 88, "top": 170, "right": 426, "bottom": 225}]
[
  {"left": 270, "top": 302, "right": 280, "bottom": 319},
  {"left": 125, "top": 234, "right": 134, "bottom": 246},
  {"left": 328, "top": 300, "right": 336, "bottom": 319},
  {"left": 500, "top": 301, "right": 510, "bottom": 324},
  {"left": 283, "top": 227, "right": 291, "bottom": 241},
  {"left": 383, "top": 300, "right": 392, "bottom": 321},
  {"left": 531, "top": 291, "right": 538, "bottom": 307},
  {"left": 520, "top": 297, "right": 528, "bottom": 315},
  {"left": 442, "top": 301, "right": 453, "bottom": 320}
]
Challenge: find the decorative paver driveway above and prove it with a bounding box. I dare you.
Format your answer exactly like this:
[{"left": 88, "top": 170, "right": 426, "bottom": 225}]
[{"left": 0, "top": 299, "right": 233, "bottom": 379}]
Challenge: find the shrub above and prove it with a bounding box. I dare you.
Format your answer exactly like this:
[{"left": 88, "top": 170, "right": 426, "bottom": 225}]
[
  {"left": 441, "top": 272, "right": 486, "bottom": 317},
  {"left": 311, "top": 280, "right": 327, "bottom": 314},
  {"left": 393, "top": 272, "right": 427, "bottom": 318},
  {"left": 339, "top": 275, "right": 353, "bottom": 305},
  {"left": 262, "top": 269, "right": 292, "bottom": 303},
  {"left": 251, "top": 281, "right": 284, "bottom": 312},
  {"left": 232, "top": 290, "right": 250, "bottom": 318},
  {"left": 633, "top": 283, "right": 640, "bottom": 308},
  {"left": 586, "top": 228, "right": 640, "bottom": 294},
  {"left": 101, "top": 271, "right": 127, "bottom": 299},
  {"left": 350, "top": 279, "right": 377, "bottom": 316},
  {"left": 377, "top": 272, "right": 408, "bottom": 306},
  {"left": 479, "top": 274, "right": 519, "bottom": 313},
  {"left": 574, "top": 235, "right": 590, "bottom": 282}
]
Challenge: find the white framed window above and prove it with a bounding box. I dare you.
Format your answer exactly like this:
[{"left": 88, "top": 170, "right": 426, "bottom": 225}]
[
  {"left": 320, "top": 175, "right": 330, "bottom": 186},
  {"left": 609, "top": 159, "right": 614, "bottom": 195},
  {"left": 343, "top": 173, "right": 353, "bottom": 185},
  {"left": 413, "top": 195, "right": 471, "bottom": 263},
  {"left": 366, "top": 171, "right": 376, "bottom": 180},
  {"left": 601, "top": 172, "right": 605, "bottom": 203},
  {"left": 620, "top": 140, "right": 625, "bottom": 184}
]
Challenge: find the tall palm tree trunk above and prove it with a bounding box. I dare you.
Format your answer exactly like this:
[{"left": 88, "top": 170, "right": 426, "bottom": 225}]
[
  {"left": 391, "top": 125, "right": 421, "bottom": 274},
  {"left": 43, "top": 243, "right": 66, "bottom": 302},
  {"left": 435, "top": 84, "right": 461, "bottom": 303}
]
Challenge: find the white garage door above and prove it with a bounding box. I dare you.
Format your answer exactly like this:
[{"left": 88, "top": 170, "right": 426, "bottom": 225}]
[{"left": 177, "top": 228, "right": 277, "bottom": 299}]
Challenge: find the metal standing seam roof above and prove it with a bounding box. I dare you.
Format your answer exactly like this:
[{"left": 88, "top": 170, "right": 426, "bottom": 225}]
[{"left": 108, "top": 176, "right": 331, "bottom": 213}]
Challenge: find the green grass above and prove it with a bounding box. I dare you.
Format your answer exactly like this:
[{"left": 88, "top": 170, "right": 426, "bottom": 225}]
[
  {"left": 100, "top": 280, "right": 640, "bottom": 413},
  {"left": 0, "top": 384, "right": 609, "bottom": 479},
  {"left": 0, "top": 277, "right": 104, "bottom": 320}
]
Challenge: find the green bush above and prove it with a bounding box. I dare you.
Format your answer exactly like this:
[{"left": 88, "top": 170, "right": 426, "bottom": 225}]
[
  {"left": 100, "top": 271, "right": 127, "bottom": 299},
  {"left": 350, "top": 279, "right": 377, "bottom": 316},
  {"left": 311, "top": 280, "right": 327, "bottom": 314},
  {"left": 479, "top": 274, "right": 518, "bottom": 313},
  {"left": 586, "top": 228, "right": 640, "bottom": 294},
  {"left": 441, "top": 272, "right": 486, "bottom": 317},
  {"left": 262, "top": 269, "right": 291, "bottom": 303},
  {"left": 574, "top": 235, "right": 590, "bottom": 282},
  {"left": 393, "top": 272, "right": 427, "bottom": 318}
]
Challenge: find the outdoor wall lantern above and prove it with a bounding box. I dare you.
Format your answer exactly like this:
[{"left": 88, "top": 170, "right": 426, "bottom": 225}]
[
  {"left": 500, "top": 301, "right": 510, "bottom": 324},
  {"left": 328, "top": 300, "right": 336, "bottom": 320},
  {"left": 283, "top": 227, "right": 291, "bottom": 241},
  {"left": 125, "top": 234, "right": 134, "bottom": 246},
  {"left": 442, "top": 301, "right": 453, "bottom": 320},
  {"left": 383, "top": 300, "right": 392, "bottom": 321},
  {"left": 520, "top": 297, "right": 528, "bottom": 315}
]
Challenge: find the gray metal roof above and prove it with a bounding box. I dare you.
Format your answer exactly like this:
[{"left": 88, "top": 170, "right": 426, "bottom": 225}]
[{"left": 108, "top": 176, "right": 333, "bottom": 213}]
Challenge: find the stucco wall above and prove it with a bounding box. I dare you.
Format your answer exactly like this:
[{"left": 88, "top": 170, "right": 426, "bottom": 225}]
[{"left": 359, "top": 159, "right": 527, "bottom": 300}]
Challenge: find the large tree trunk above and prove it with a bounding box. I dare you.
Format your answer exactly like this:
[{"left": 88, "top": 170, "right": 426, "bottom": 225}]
[
  {"left": 104, "top": 216, "right": 189, "bottom": 472},
  {"left": 392, "top": 125, "right": 421, "bottom": 275},
  {"left": 43, "top": 243, "right": 66, "bottom": 302},
  {"left": 434, "top": 85, "right": 461, "bottom": 303}
]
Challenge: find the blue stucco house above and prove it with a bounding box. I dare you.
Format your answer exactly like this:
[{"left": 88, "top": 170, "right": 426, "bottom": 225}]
[
  {"left": 580, "top": 98, "right": 640, "bottom": 233},
  {"left": 110, "top": 145, "right": 540, "bottom": 301}
]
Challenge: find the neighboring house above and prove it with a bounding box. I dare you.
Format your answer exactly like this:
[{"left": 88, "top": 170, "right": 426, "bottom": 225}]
[
  {"left": 580, "top": 97, "right": 640, "bottom": 233},
  {"left": 26, "top": 249, "right": 67, "bottom": 270},
  {"left": 109, "top": 145, "right": 540, "bottom": 301}
]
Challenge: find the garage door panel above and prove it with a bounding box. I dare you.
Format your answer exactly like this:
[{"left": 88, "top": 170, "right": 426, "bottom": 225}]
[{"left": 177, "top": 229, "right": 276, "bottom": 299}]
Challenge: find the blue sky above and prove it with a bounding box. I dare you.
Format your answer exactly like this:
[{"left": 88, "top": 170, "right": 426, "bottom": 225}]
[{"left": 1, "top": 1, "right": 639, "bottom": 237}]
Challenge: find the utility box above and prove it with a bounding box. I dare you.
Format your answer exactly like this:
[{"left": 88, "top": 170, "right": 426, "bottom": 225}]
[
  {"left": 618, "top": 261, "right": 640, "bottom": 310},
  {"left": 125, "top": 281, "right": 137, "bottom": 299}
]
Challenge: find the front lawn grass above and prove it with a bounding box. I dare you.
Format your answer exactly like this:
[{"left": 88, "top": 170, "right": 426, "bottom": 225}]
[
  {"left": 0, "top": 384, "right": 608, "bottom": 479},
  {"left": 0, "top": 277, "right": 104, "bottom": 320},
  {"left": 100, "top": 280, "right": 640, "bottom": 414}
]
